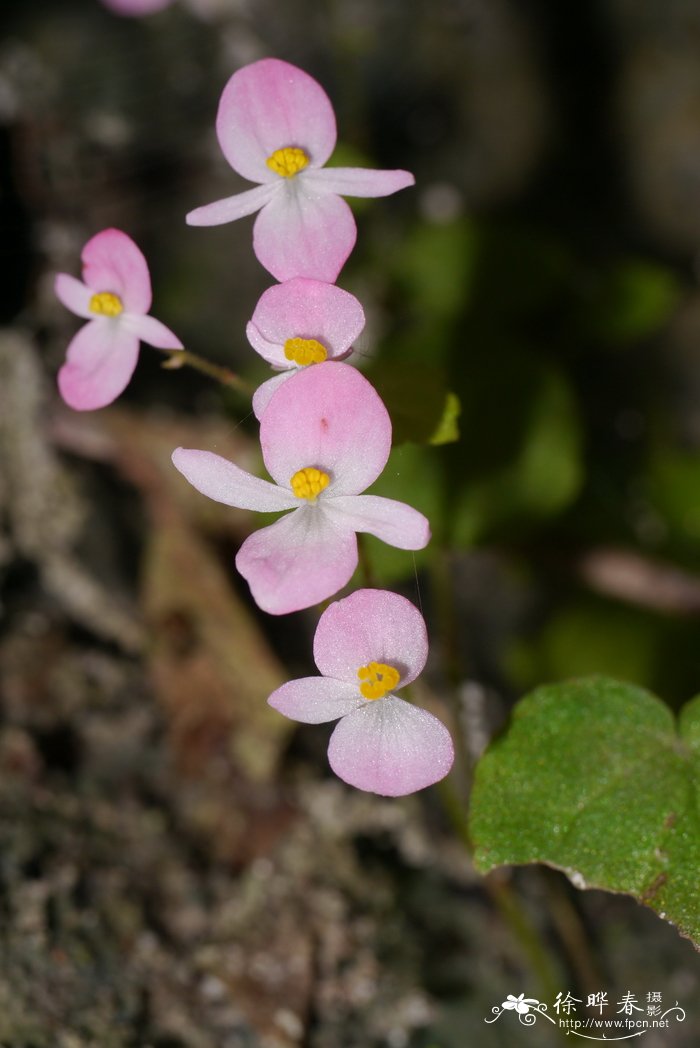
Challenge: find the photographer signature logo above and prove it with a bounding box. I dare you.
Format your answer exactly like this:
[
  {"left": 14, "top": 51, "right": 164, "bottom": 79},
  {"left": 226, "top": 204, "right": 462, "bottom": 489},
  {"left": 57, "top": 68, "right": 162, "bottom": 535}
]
[{"left": 485, "top": 991, "right": 686, "bottom": 1040}]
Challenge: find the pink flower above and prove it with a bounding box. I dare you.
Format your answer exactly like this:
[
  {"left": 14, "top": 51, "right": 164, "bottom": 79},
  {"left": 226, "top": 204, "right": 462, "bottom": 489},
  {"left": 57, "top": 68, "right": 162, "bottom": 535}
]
[
  {"left": 172, "top": 362, "right": 430, "bottom": 614},
  {"left": 269, "top": 589, "right": 454, "bottom": 795},
  {"left": 99, "top": 0, "right": 174, "bottom": 15},
  {"left": 247, "top": 277, "right": 365, "bottom": 419},
  {"left": 186, "top": 58, "right": 415, "bottom": 282},
  {"left": 54, "top": 229, "right": 183, "bottom": 411}
]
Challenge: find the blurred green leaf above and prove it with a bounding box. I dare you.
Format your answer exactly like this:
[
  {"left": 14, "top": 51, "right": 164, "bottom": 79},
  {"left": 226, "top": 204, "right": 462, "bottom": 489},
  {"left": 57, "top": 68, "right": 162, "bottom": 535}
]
[
  {"left": 648, "top": 447, "right": 700, "bottom": 557},
  {"left": 363, "top": 442, "right": 444, "bottom": 584},
  {"left": 583, "top": 259, "right": 681, "bottom": 345},
  {"left": 366, "top": 360, "right": 460, "bottom": 445},
  {"left": 470, "top": 677, "right": 700, "bottom": 947},
  {"left": 507, "top": 599, "right": 661, "bottom": 692},
  {"left": 451, "top": 362, "right": 583, "bottom": 544},
  {"left": 469, "top": 224, "right": 575, "bottom": 318},
  {"left": 392, "top": 219, "right": 477, "bottom": 322},
  {"left": 430, "top": 391, "right": 461, "bottom": 446}
]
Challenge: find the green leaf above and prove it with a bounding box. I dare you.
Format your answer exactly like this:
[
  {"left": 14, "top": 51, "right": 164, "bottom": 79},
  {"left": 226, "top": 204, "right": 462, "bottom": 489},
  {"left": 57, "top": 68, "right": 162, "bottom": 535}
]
[
  {"left": 363, "top": 442, "right": 443, "bottom": 584},
  {"left": 583, "top": 259, "right": 681, "bottom": 345},
  {"left": 451, "top": 364, "right": 583, "bottom": 544},
  {"left": 392, "top": 219, "right": 477, "bottom": 322},
  {"left": 365, "top": 360, "right": 460, "bottom": 446},
  {"left": 470, "top": 677, "right": 700, "bottom": 946},
  {"left": 429, "top": 391, "right": 461, "bottom": 446},
  {"left": 507, "top": 599, "right": 661, "bottom": 693}
]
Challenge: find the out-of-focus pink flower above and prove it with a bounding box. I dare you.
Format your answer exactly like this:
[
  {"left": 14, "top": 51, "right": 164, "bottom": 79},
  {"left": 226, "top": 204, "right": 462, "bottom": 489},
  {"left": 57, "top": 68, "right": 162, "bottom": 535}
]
[
  {"left": 269, "top": 589, "right": 454, "bottom": 795},
  {"left": 247, "top": 277, "right": 365, "bottom": 419},
  {"left": 99, "top": 0, "right": 230, "bottom": 17},
  {"left": 54, "top": 229, "right": 183, "bottom": 411},
  {"left": 99, "top": 0, "right": 174, "bottom": 15},
  {"left": 172, "top": 362, "right": 429, "bottom": 614},
  {"left": 187, "top": 58, "right": 415, "bottom": 282}
]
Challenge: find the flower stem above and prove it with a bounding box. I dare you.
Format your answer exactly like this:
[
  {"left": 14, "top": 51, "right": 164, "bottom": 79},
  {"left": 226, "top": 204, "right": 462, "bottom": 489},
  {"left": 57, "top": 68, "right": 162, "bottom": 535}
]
[
  {"left": 160, "top": 349, "right": 254, "bottom": 396},
  {"left": 432, "top": 553, "right": 563, "bottom": 1012},
  {"left": 438, "top": 778, "right": 561, "bottom": 1008}
]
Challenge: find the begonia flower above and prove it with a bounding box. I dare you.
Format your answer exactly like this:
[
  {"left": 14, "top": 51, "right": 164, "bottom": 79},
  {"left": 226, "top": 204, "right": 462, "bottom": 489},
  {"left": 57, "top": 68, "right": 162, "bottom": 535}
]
[
  {"left": 246, "top": 277, "right": 365, "bottom": 418},
  {"left": 172, "top": 362, "right": 430, "bottom": 614},
  {"left": 268, "top": 589, "right": 454, "bottom": 795},
  {"left": 186, "top": 58, "right": 415, "bottom": 282},
  {"left": 54, "top": 228, "right": 183, "bottom": 411},
  {"left": 99, "top": 0, "right": 174, "bottom": 15}
]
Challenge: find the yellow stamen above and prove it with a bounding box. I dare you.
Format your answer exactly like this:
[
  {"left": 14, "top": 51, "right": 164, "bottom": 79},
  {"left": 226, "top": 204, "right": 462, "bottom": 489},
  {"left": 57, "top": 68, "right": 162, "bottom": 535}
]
[
  {"left": 290, "top": 466, "right": 330, "bottom": 501},
  {"left": 357, "top": 661, "right": 400, "bottom": 700},
  {"left": 284, "top": 337, "right": 328, "bottom": 366},
  {"left": 89, "top": 291, "right": 123, "bottom": 317},
  {"left": 266, "top": 146, "right": 310, "bottom": 178}
]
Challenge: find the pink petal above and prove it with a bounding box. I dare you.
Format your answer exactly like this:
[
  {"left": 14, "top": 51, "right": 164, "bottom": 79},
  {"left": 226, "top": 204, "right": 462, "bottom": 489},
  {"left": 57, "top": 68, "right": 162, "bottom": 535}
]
[
  {"left": 122, "top": 313, "right": 183, "bottom": 350},
  {"left": 245, "top": 322, "right": 280, "bottom": 363},
  {"left": 246, "top": 277, "right": 364, "bottom": 367},
  {"left": 171, "top": 448, "right": 298, "bottom": 512},
  {"left": 100, "top": 0, "right": 174, "bottom": 13},
  {"left": 235, "top": 505, "right": 358, "bottom": 614},
  {"left": 327, "top": 696, "right": 454, "bottom": 796},
  {"left": 324, "top": 495, "right": 430, "bottom": 550},
  {"left": 57, "top": 319, "right": 139, "bottom": 411},
  {"left": 81, "top": 229, "right": 152, "bottom": 314},
  {"left": 260, "top": 362, "right": 391, "bottom": 496},
  {"left": 216, "top": 58, "right": 337, "bottom": 184},
  {"left": 54, "top": 274, "right": 93, "bottom": 318},
  {"left": 313, "top": 589, "right": 428, "bottom": 687},
  {"left": 268, "top": 677, "right": 363, "bottom": 724},
  {"left": 253, "top": 182, "right": 356, "bottom": 282},
  {"left": 304, "top": 166, "right": 415, "bottom": 197},
  {"left": 186, "top": 183, "right": 277, "bottom": 227},
  {"left": 252, "top": 372, "right": 291, "bottom": 421}
]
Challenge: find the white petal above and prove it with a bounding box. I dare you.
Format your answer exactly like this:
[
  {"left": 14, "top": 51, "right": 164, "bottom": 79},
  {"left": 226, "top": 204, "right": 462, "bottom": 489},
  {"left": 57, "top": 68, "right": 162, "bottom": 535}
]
[
  {"left": 268, "top": 677, "right": 363, "bottom": 724},
  {"left": 171, "top": 448, "right": 298, "bottom": 511}
]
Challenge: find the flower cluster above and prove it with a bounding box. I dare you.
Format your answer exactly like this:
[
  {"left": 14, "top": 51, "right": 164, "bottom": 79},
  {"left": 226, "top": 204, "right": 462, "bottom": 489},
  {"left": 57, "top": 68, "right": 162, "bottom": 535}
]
[{"left": 54, "top": 57, "right": 454, "bottom": 795}]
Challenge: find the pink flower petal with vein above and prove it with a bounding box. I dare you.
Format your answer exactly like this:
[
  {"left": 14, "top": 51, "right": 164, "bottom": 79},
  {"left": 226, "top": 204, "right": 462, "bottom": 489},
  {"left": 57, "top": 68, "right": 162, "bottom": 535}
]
[
  {"left": 236, "top": 507, "right": 358, "bottom": 615},
  {"left": 304, "top": 166, "right": 415, "bottom": 197},
  {"left": 58, "top": 320, "right": 140, "bottom": 411},
  {"left": 186, "top": 183, "right": 277, "bottom": 227},
  {"left": 313, "top": 589, "right": 429, "bottom": 686},
  {"left": 54, "top": 274, "right": 93, "bottom": 318},
  {"left": 122, "top": 313, "right": 183, "bottom": 350},
  {"left": 327, "top": 697, "right": 455, "bottom": 796},
  {"left": 246, "top": 277, "right": 364, "bottom": 368},
  {"left": 171, "top": 448, "right": 298, "bottom": 512},
  {"left": 216, "top": 58, "right": 337, "bottom": 183},
  {"left": 81, "top": 229, "right": 152, "bottom": 314},
  {"left": 260, "top": 362, "right": 391, "bottom": 495},
  {"left": 324, "top": 495, "right": 430, "bottom": 551},
  {"left": 268, "top": 677, "right": 363, "bottom": 724},
  {"left": 253, "top": 182, "right": 356, "bottom": 282}
]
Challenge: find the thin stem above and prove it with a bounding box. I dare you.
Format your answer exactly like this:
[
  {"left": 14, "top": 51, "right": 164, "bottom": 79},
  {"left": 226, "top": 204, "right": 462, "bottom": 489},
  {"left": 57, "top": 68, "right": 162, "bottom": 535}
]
[
  {"left": 160, "top": 348, "right": 254, "bottom": 396},
  {"left": 431, "top": 547, "right": 463, "bottom": 690},
  {"left": 430, "top": 548, "right": 473, "bottom": 790},
  {"left": 438, "top": 778, "right": 562, "bottom": 1011},
  {"left": 486, "top": 872, "right": 564, "bottom": 1015}
]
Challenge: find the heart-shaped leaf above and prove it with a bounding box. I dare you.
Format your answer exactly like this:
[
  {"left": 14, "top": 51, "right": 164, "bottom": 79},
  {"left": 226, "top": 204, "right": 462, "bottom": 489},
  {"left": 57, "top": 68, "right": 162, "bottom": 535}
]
[{"left": 470, "top": 677, "right": 700, "bottom": 946}]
